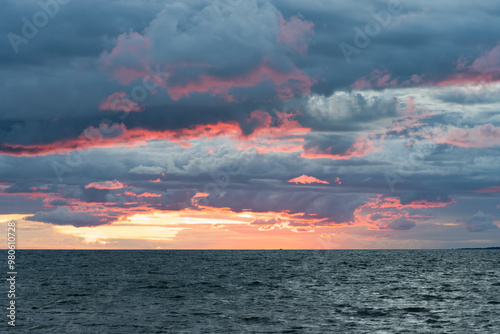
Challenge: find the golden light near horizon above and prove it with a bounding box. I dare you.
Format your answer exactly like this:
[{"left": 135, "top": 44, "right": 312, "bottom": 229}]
[
  {"left": 51, "top": 210, "right": 257, "bottom": 244},
  {"left": 54, "top": 223, "right": 184, "bottom": 244},
  {"left": 0, "top": 214, "right": 30, "bottom": 223}
]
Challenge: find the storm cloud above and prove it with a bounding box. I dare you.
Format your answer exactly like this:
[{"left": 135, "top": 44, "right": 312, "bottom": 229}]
[{"left": 1, "top": 0, "right": 499, "bottom": 248}]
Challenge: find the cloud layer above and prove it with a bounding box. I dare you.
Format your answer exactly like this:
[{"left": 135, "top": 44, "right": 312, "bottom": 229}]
[{"left": 1, "top": 0, "right": 499, "bottom": 248}]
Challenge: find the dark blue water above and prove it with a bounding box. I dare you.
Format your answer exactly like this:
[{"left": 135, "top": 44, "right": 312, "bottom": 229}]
[{"left": 7, "top": 250, "right": 500, "bottom": 333}]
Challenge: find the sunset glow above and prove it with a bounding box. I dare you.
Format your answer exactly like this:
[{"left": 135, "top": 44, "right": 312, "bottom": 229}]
[{"left": 1, "top": 0, "right": 499, "bottom": 250}]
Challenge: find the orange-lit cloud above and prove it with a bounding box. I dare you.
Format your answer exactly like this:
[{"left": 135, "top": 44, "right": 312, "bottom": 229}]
[
  {"left": 350, "top": 194, "right": 455, "bottom": 231},
  {"left": 362, "top": 195, "right": 455, "bottom": 210},
  {"left": 149, "top": 178, "right": 161, "bottom": 183},
  {"left": 0, "top": 121, "right": 240, "bottom": 156},
  {"left": 85, "top": 180, "right": 127, "bottom": 190},
  {"left": 166, "top": 63, "right": 315, "bottom": 101},
  {"left": 287, "top": 175, "right": 330, "bottom": 185},
  {"left": 0, "top": 110, "right": 324, "bottom": 158},
  {"left": 137, "top": 192, "right": 162, "bottom": 198}
]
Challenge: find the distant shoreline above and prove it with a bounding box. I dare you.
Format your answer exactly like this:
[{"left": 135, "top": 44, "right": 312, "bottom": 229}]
[{"left": 455, "top": 247, "right": 500, "bottom": 250}]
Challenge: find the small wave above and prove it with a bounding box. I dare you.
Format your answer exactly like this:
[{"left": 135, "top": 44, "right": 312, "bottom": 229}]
[{"left": 403, "top": 307, "right": 428, "bottom": 313}]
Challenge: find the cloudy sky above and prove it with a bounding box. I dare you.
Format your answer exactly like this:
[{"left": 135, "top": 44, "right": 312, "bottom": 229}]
[{"left": 1, "top": 0, "right": 499, "bottom": 249}]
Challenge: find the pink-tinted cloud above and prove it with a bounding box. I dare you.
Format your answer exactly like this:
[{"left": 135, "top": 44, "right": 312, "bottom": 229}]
[
  {"left": 430, "top": 46, "right": 500, "bottom": 87},
  {"left": 287, "top": 175, "right": 330, "bottom": 185},
  {"left": 381, "top": 96, "right": 434, "bottom": 135},
  {"left": 470, "top": 44, "right": 500, "bottom": 74},
  {"left": 351, "top": 69, "right": 399, "bottom": 89},
  {"left": 99, "top": 92, "right": 143, "bottom": 113},
  {"left": 278, "top": 15, "right": 314, "bottom": 55},
  {"left": 476, "top": 186, "right": 500, "bottom": 193},
  {"left": 431, "top": 124, "right": 500, "bottom": 148},
  {"left": 0, "top": 110, "right": 377, "bottom": 161},
  {"left": 99, "top": 32, "right": 151, "bottom": 85},
  {"left": 403, "top": 96, "right": 417, "bottom": 115},
  {"left": 435, "top": 73, "right": 499, "bottom": 87},
  {"left": 350, "top": 46, "right": 500, "bottom": 90},
  {"left": 98, "top": 17, "right": 316, "bottom": 102},
  {"left": 99, "top": 59, "right": 314, "bottom": 103},
  {"left": 0, "top": 121, "right": 241, "bottom": 156},
  {"left": 351, "top": 195, "right": 447, "bottom": 231},
  {"left": 166, "top": 63, "right": 315, "bottom": 101},
  {"left": 352, "top": 69, "right": 427, "bottom": 89}
]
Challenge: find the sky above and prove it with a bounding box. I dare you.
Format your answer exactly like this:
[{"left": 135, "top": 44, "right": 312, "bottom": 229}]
[{"left": 0, "top": 0, "right": 499, "bottom": 249}]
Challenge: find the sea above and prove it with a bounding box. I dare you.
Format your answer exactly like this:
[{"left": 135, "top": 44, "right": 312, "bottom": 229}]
[{"left": 8, "top": 250, "right": 500, "bottom": 333}]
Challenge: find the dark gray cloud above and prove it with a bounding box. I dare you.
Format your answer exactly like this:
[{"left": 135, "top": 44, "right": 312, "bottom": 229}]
[
  {"left": 2, "top": 0, "right": 499, "bottom": 151},
  {"left": 460, "top": 211, "right": 498, "bottom": 232},
  {"left": 205, "top": 189, "right": 366, "bottom": 224},
  {"left": 303, "top": 133, "right": 356, "bottom": 156},
  {"left": 0, "top": 0, "right": 499, "bottom": 248},
  {"left": 385, "top": 217, "right": 416, "bottom": 231},
  {"left": 296, "top": 93, "right": 398, "bottom": 132},
  {"left": 25, "top": 207, "right": 113, "bottom": 227}
]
